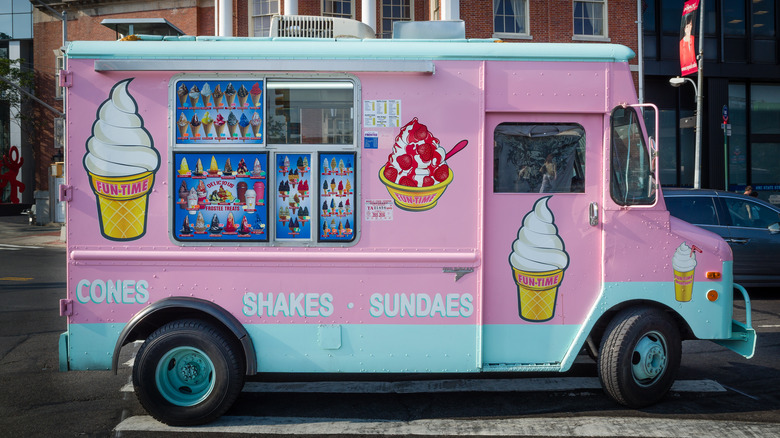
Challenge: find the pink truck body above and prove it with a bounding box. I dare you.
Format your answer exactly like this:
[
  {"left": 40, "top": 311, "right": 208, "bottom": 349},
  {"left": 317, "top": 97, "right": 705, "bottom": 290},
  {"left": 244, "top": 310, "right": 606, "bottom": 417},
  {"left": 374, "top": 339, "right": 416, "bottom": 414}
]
[{"left": 59, "top": 35, "right": 755, "bottom": 424}]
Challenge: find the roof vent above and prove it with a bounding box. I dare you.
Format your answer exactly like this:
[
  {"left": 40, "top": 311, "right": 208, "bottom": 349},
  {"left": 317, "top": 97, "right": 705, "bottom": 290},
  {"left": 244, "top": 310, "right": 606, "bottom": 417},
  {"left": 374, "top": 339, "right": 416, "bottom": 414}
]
[
  {"left": 270, "top": 16, "right": 376, "bottom": 39},
  {"left": 393, "top": 20, "right": 466, "bottom": 39}
]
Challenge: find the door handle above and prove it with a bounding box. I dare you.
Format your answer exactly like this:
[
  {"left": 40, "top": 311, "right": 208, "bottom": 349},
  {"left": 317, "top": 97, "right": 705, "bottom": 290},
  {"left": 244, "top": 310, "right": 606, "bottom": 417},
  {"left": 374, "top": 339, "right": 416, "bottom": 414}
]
[
  {"left": 726, "top": 238, "right": 750, "bottom": 244},
  {"left": 589, "top": 202, "right": 599, "bottom": 226}
]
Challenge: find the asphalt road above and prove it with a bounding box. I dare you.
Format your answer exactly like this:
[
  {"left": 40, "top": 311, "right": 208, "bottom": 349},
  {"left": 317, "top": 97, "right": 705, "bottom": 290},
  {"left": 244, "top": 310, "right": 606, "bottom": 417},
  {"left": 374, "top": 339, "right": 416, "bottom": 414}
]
[{"left": 1, "top": 216, "right": 779, "bottom": 437}]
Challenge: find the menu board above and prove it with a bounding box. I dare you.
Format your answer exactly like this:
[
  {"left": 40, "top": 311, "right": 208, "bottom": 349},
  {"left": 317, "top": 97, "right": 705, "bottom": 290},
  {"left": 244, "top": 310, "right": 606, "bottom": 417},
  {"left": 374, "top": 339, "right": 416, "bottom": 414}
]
[
  {"left": 275, "top": 153, "right": 313, "bottom": 240},
  {"left": 318, "top": 152, "right": 356, "bottom": 242},
  {"left": 173, "top": 152, "right": 268, "bottom": 242},
  {"left": 175, "top": 80, "right": 264, "bottom": 144}
]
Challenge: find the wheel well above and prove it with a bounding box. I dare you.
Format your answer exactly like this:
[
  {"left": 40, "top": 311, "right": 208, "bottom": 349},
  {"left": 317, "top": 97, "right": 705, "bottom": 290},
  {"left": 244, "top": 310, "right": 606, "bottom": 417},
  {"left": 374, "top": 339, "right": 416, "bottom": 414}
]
[
  {"left": 586, "top": 300, "right": 695, "bottom": 354},
  {"left": 112, "top": 297, "right": 257, "bottom": 376}
]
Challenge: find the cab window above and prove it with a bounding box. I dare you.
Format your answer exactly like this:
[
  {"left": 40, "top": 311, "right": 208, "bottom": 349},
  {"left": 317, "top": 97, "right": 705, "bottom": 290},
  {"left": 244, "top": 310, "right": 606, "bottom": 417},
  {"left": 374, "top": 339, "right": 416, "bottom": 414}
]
[{"left": 610, "top": 107, "right": 656, "bottom": 205}]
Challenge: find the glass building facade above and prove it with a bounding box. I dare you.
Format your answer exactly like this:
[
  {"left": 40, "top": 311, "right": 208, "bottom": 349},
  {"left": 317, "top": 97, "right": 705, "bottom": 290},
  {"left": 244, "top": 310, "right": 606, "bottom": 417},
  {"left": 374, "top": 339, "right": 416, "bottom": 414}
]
[{"left": 642, "top": 0, "right": 780, "bottom": 205}]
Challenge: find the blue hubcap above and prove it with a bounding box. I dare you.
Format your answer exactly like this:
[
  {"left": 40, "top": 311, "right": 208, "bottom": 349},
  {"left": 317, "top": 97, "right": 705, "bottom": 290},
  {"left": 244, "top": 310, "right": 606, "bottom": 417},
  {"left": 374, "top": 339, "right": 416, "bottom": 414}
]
[{"left": 155, "top": 346, "right": 215, "bottom": 406}]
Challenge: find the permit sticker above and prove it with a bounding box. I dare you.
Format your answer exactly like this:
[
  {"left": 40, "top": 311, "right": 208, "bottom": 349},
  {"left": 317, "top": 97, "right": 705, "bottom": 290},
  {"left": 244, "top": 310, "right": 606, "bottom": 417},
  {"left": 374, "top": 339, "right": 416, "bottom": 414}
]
[
  {"left": 364, "top": 131, "right": 379, "bottom": 149},
  {"left": 365, "top": 199, "right": 394, "bottom": 221}
]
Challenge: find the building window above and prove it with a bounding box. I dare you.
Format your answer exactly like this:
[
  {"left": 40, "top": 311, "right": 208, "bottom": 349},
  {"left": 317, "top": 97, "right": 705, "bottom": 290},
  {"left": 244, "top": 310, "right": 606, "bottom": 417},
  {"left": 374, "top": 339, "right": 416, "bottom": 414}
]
[
  {"left": 380, "top": 0, "right": 412, "bottom": 39},
  {"left": 493, "top": 0, "right": 528, "bottom": 37},
  {"left": 0, "top": 0, "right": 33, "bottom": 40},
  {"left": 323, "top": 0, "right": 354, "bottom": 19},
  {"left": 250, "top": 0, "right": 280, "bottom": 37},
  {"left": 573, "top": 0, "right": 606, "bottom": 39}
]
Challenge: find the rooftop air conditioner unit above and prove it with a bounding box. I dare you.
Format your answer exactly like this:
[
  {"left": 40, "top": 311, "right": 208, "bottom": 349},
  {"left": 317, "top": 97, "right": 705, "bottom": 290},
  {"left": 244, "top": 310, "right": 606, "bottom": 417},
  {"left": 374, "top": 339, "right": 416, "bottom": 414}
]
[{"left": 270, "top": 16, "right": 376, "bottom": 39}]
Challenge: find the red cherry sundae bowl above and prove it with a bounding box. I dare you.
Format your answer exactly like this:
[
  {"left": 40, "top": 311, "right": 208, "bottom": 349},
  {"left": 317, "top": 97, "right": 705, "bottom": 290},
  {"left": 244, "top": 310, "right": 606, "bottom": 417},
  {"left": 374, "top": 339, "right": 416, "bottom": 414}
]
[{"left": 379, "top": 118, "right": 461, "bottom": 211}]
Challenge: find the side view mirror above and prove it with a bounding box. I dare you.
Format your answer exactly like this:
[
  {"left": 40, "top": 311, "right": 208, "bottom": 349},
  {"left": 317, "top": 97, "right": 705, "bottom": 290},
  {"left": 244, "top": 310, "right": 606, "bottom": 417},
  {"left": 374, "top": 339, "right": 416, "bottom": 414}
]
[{"left": 769, "top": 223, "right": 780, "bottom": 235}]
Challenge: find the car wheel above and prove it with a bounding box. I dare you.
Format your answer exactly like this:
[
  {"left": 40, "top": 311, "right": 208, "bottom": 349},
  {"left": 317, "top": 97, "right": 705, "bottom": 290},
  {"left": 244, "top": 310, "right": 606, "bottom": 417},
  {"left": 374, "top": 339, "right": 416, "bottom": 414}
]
[
  {"left": 598, "top": 307, "right": 681, "bottom": 408},
  {"left": 132, "top": 319, "right": 245, "bottom": 426}
]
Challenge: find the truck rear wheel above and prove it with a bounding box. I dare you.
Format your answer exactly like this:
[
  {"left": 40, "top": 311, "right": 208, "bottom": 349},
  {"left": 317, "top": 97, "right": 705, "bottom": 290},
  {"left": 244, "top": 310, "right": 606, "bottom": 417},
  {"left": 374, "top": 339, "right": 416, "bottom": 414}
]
[
  {"left": 598, "top": 307, "right": 681, "bottom": 408},
  {"left": 132, "top": 319, "right": 245, "bottom": 426}
]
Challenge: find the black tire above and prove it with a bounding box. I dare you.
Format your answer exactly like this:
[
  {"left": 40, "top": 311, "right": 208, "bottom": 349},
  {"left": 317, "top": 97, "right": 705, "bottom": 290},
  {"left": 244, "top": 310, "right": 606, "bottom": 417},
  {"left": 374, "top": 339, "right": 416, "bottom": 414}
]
[
  {"left": 598, "top": 307, "right": 681, "bottom": 408},
  {"left": 132, "top": 319, "right": 245, "bottom": 426}
]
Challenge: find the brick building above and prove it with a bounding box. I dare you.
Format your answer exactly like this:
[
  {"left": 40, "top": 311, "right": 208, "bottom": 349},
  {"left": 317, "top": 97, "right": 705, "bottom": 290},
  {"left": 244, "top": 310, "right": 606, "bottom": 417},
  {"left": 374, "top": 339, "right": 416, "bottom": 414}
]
[{"left": 26, "top": 0, "right": 643, "bottom": 216}]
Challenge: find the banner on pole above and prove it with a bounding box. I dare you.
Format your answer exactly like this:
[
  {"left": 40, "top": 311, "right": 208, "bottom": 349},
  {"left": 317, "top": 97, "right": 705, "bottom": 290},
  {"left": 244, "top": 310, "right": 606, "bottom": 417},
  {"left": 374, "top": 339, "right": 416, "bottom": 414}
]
[{"left": 680, "top": 0, "right": 700, "bottom": 76}]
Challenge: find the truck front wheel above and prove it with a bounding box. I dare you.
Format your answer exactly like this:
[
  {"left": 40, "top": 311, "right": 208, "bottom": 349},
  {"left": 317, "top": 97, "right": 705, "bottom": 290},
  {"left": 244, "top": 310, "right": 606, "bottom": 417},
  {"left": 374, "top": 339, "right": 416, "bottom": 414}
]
[
  {"left": 598, "top": 307, "right": 681, "bottom": 408},
  {"left": 132, "top": 319, "right": 245, "bottom": 426}
]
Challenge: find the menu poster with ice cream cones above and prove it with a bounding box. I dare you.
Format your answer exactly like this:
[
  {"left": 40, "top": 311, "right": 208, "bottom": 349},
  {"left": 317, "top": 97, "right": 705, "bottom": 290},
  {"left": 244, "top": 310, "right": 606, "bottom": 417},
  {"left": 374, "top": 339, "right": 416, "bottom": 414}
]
[
  {"left": 175, "top": 80, "right": 263, "bottom": 144},
  {"left": 318, "top": 152, "right": 356, "bottom": 242},
  {"left": 276, "top": 153, "right": 312, "bottom": 240},
  {"left": 173, "top": 152, "right": 268, "bottom": 242},
  {"left": 509, "top": 196, "right": 570, "bottom": 323},
  {"left": 83, "top": 78, "right": 161, "bottom": 242}
]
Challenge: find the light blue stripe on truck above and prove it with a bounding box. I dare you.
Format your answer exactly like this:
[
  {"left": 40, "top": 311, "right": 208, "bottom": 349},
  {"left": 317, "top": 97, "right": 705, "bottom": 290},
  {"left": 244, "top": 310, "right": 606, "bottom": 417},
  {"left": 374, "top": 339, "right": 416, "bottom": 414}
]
[{"left": 65, "top": 39, "right": 635, "bottom": 63}]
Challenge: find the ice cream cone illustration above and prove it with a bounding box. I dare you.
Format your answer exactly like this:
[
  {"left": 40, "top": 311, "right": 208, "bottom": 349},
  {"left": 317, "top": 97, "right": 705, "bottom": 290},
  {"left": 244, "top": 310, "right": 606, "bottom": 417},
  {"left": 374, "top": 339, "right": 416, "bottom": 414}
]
[
  {"left": 177, "top": 83, "right": 188, "bottom": 107},
  {"left": 83, "top": 79, "right": 160, "bottom": 241},
  {"left": 202, "top": 111, "right": 214, "bottom": 137},
  {"left": 213, "top": 84, "right": 224, "bottom": 108},
  {"left": 672, "top": 242, "right": 698, "bottom": 302},
  {"left": 176, "top": 114, "right": 189, "bottom": 138},
  {"left": 509, "top": 196, "right": 569, "bottom": 322},
  {"left": 250, "top": 82, "right": 262, "bottom": 107}
]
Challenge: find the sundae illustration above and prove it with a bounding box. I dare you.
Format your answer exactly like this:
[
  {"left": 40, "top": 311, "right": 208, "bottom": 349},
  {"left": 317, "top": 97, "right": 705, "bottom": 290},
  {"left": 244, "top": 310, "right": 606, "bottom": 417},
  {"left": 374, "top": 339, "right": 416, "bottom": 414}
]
[
  {"left": 509, "top": 196, "right": 570, "bottom": 322},
  {"left": 194, "top": 212, "right": 207, "bottom": 233},
  {"left": 180, "top": 215, "right": 192, "bottom": 235},
  {"left": 178, "top": 157, "right": 190, "bottom": 176},
  {"left": 178, "top": 181, "right": 188, "bottom": 204},
  {"left": 83, "top": 79, "right": 160, "bottom": 241},
  {"left": 672, "top": 242, "right": 698, "bottom": 302},
  {"left": 379, "top": 118, "right": 467, "bottom": 211},
  {"left": 208, "top": 214, "right": 223, "bottom": 235}
]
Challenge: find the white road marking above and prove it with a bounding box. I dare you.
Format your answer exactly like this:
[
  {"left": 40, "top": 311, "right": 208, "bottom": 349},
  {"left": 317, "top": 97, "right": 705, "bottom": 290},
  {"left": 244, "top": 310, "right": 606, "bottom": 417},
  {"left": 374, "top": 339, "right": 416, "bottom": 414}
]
[
  {"left": 119, "top": 377, "right": 725, "bottom": 394},
  {"left": 114, "top": 415, "right": 780, "bottom": 437},
  {"left": 0, "top": 243, "right": 43, "bottom": 250}
]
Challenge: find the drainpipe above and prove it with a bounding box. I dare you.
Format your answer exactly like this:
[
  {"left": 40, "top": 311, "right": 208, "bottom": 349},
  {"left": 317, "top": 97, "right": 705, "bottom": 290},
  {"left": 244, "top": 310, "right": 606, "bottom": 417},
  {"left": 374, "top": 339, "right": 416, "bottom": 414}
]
[
  {"left": 216, "top": 0, "right": 233, "bottom": 37},
  {"left": 284, "top": 0, "right": 298, "bottom": 15},
  {"left": 362, "top": 0, "right": 376, "bottom": 33},
  {"left": 637, "top": 0, "right": 644, "bottom": 103}
]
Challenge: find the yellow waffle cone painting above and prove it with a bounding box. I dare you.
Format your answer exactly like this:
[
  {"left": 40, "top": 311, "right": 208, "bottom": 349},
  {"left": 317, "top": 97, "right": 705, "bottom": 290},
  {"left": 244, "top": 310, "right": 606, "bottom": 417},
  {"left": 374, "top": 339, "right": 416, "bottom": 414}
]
[
  {"left": 509, "top": 196, "right": 570, "bottom": 322},
  {"left": 83, "top": 79, "right": 160, "bottom": 241}
]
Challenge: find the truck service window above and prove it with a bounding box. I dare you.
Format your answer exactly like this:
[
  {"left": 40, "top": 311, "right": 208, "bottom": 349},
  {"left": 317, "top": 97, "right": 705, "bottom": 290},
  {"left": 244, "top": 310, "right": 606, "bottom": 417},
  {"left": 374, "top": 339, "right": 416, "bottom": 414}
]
[
  {"left": 266, "top": 81, "right": 354, "bottom": 145},
  {"left": 610, "top": 107, "right": 656, "bottom": 206},
  {"left": 493, "top": 123, "right": 585, "bottom": 193}
]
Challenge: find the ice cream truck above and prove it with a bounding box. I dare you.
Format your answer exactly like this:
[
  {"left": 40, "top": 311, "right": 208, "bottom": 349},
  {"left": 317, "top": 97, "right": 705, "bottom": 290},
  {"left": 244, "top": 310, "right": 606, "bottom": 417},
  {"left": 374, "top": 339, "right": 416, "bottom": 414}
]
[{"left": 59, "top": 20, "right": 756, "bottom": 426}]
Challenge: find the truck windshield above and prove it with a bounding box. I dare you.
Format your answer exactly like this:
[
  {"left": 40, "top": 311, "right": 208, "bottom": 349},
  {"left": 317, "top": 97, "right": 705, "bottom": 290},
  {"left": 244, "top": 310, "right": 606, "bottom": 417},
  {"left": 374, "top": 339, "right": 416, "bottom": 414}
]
[{"left": 610, "top": 106, "right": 656, "bottom": 206}]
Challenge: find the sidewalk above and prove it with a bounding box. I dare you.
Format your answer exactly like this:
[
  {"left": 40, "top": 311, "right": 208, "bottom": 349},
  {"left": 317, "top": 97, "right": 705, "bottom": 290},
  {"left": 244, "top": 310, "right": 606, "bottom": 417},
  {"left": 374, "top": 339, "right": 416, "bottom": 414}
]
[{"left": 0, "top": 214, "right": 66, "bottom": 247}]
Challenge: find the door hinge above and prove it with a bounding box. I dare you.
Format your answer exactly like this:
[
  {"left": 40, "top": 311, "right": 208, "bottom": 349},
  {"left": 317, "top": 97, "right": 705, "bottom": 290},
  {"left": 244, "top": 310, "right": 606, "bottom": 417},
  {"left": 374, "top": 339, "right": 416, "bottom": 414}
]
[
  {"left": 59, "top": 70, "right": 72, "bottom": 88},
  {"left": 443, "top": 267, "right": 474, "bottom": 282},
  {"left": 60, "top": 299, "right": 73, "bottom": 317},
  {"left": 59, "top": 184, "right": 72, "bottom": 202}
]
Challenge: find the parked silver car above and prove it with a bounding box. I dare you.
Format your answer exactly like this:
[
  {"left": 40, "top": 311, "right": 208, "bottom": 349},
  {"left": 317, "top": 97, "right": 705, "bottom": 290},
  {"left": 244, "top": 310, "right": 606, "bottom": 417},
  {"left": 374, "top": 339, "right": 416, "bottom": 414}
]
[{"left": 663, "top": 188, "right": 780, "bottom": 287}]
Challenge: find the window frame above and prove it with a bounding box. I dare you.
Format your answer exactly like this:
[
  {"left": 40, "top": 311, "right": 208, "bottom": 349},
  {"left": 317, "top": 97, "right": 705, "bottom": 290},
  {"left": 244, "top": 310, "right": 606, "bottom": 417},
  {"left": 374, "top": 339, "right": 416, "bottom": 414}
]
[
  {"left": 493, "top": 122, "right": 587, "bottom": 194},
  {"left": 609, "top": 105, "right": 657, "bottom": 207},
  {"left": 248, "top": 0, "right": 280, "bottom": 37},
  {"left": 492, "top": 0, "right": 531, "bottom": 40},
  {"left": 573, "top": 0, "right": 610, "bottom": 42},
  {"left": 322, "top": 0, "right": 355, "bottom": 19},
  {"left": 380, "top": 0, "right": 414, "bottom": 39}
]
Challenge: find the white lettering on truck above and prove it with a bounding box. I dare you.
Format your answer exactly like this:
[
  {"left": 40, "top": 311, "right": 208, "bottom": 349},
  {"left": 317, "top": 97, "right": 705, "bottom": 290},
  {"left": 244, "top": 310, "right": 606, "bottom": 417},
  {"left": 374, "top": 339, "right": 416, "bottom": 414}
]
[
  {"left": 369, "top": 293, "right": 474, "bottom": 318},
  {"left": 242, "top": 293, "right": 334, "bottom": 317},
  {"left": 75, "top": 279, "right": 149, "bottom": 304}
]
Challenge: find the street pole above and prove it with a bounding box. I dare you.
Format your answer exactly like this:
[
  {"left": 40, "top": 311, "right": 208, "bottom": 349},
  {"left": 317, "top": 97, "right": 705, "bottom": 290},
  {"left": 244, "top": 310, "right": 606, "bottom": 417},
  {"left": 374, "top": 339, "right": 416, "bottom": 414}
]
[{"left": 693, "top": 0, "right": 705, "bottom": 189}]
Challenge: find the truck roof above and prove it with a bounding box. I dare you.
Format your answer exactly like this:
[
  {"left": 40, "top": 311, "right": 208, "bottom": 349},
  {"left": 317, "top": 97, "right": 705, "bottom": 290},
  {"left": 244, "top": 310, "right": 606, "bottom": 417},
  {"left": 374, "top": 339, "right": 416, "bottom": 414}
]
[{"left": 66, "top": 37, "right": 635, "bottom": 64}]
